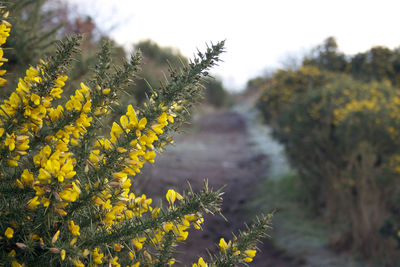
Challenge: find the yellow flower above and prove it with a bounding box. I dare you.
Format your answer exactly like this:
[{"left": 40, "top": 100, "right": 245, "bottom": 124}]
[
  {"left": 60, "top": 249, "right": 66, "bottom": 261},
  {"left": 243, "top": 257, "right": 253, "bottom": 263},
  {"left": 52, "top": 230, "right": 60, "bottom": 243},
  {"left": 27, "top": 196, "right": 40, "bottom": 210},
  {"left": 177, "top": 230, "right": 188, "bottom": 241},
  {"left": 5, "top": 133, "right": 15, "bottom": 151},
  {"left": 8, "top": 249, "right": 16, "bottom": 257},
  {"left": 50, "top": 87, "right": 63, "bottom": 98},
  {"left": 93, "top": 248, "right": 103, "bottom": 264},
  {"left": 110, "top": 256, "right": 120, "bottom": 267},
  {"left": 132, "top": 237, "right": 146, "bottom": 250},
  {"left": 68, "top": 220, "right": 80, "bottom": 236},
  {"left": 110, "top": 122, "right": 124, "bottom": 143},
  {"left": 138, "top": 117, "right": 147, "bottom": 130},
  {"left": 5, "top": 227, "right": 13, "bottom": 238},
  {"left": 38, "top": 168, "right": 51, "bottom": 183},
  {"left": 218, "top": 238, "right": 229, "bottom": 253},
  {"left": 120, "top": 115, "right": 129, "bottom": 129},
  {"left": 16, "top": 139, "right": 29, "bottom": 151},
  {"left": 59, "top": 182, "right": 80, "bottom": 202},
  {"left": 70, "top": 237, "right": 78, "bottom": 246},
  {"left": 15, "top": 179, "right": 24, "bottom": 189},
  {"left": 7, "top": 159, "right": 18, "bottom": 166},
  {"left": 126, "top": 105, "right": 138, "bottom": 129},
  {"left": 11, "top": 260, "right": 22, "bottom": 267},
  {"left": 82, "top": 101, "right": 91, "bottom": 113},
  {"left": 71, "top": 259, "right": 84, "bottom": 267},
  {"left": 244, "top": 249, "right": 256, "bottom": 257},
  {"left": 41, "top": 197, "right": 50, "bottom": 207},
  {"left": 166, "top": 189, "right": 183, "bottom": 205},
  {"left": 243, "top": 249, "right": 256, "bottom": 262},
  {"left": 192, "top": 257, "right": 207, "bottom": 267},
  {"left": 55, "top": 75, "right": 68, "bottom": 87},
  {"left": 30, "top": 93, "right": 41, "bottom": 105},
  {"left": 158, "top": 112, "right": 168, "bottom": 124}
]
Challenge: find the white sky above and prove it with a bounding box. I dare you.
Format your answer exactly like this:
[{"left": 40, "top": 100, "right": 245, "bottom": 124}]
[{"left": 66, "top": 0, "right": 400, "bottom": 91}]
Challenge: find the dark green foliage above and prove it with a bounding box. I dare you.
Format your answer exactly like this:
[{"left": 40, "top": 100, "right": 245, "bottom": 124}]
[
  {"left": 3, "top": 0, "right": 61, "bottom": 91},
  {"left": 303, "top": 37, "right": 348, "bottom": 73},
  {"left": 304, "top": 36, "right": 400, "bottom": 88}
]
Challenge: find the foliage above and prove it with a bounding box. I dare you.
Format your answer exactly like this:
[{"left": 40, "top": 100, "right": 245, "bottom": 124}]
[
  {"left": 129, "top": 40, "right": 228, "bottom": 109},
  {"left": 2, "top": 0, "right": 61, "bottom": 91},
  {"left": 303, "top": 37, "right": 348, "bottom": 73},
  {"left": 127, "top": 40, "right": 189, "bottom": 106},
  {"left": 2, "top": 0, "right": 126, "bottom": 100},
  {"left": 257, "top": 58, "right": 400, "bottom": 259},
  {"left": 257, "top": 65, "right": 329, "bottom": 124},
  {"left": 0, "top": 8, "right": 271, "bottom": 267},
  {"left": 304, "top": 36, "right": 400, "bottom": 88}
]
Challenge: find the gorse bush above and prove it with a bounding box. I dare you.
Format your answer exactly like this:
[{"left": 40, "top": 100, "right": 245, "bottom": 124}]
[
  {"left": 0, "top": 9, "right": 271, "bottom": 267},
  {"left": 257, "top": 51, "right": 400, "bottom": 259}
]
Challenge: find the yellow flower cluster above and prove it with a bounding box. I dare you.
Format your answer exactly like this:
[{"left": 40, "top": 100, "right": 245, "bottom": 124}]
[
  {"left": 218, "top": 238, "right": 256, "bottom": 262},
  {"left": 0, "top": 12, "right": 10, "bottom": 86},
  {"left": 333, "top": 98, "right": 380, "bottom": 124},
  {"left": 190, "top": 236, "right": 258, "bottom": 266},
  {"left": 192, "top": 257, "right": 207, "bottom": 267},
  {"left": 0, "top": 17, "right": 244, "bottom": 267},
  {"left": 2, "top": 71, "right": 203, "bottom": 266},
  {"left": 0, "top": 66, "right": 69, "bottom": 170},
  {"left": 58, "top": 82, "right": 94, "bottom": 146},
  {"left": 65, "top": 189, "right": 205, "bottom": 267}
]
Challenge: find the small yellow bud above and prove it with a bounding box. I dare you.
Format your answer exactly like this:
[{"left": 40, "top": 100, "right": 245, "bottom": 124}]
[
  {"left": 218, "top": 238, "right": 228, "bottom": 253},
  {"left": 60, "top": 249, "right": 66, "bottom": 261},
  {"left": 52, "top": 230, "right": 60, "bottom": 244},
  {"left": 102, "top": 88, "right": 111, "bottom": 95},
  {"left": 5, "top": 227, "right": 14, "bottom": 239}
]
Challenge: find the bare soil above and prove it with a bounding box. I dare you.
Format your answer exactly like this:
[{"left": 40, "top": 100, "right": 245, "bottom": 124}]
[{"left": 137, "top": 110, "right": 299, "bottom": 267}]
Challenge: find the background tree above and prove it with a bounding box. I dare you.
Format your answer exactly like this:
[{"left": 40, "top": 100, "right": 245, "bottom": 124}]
[{"left": 303, "top": 37, "right": 348, "bottom": 73}]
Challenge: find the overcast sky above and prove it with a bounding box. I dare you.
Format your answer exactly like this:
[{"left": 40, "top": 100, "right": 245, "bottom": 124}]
[{"left": 66, "top": 0, "right": 400, "bottom": 91}]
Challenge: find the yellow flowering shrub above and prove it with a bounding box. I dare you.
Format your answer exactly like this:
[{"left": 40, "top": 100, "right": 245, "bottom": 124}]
[
  {"left": 0, "top": 9, "right": 271, "bottom": 267},
  {"left": 258, "top": 66, "right": 400, "bottom": 257},
  {"left": 257, "top": 65, "right": 329, "bottom": 125}
]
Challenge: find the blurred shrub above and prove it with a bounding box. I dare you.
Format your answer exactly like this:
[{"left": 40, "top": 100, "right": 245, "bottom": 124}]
[
  {"left": 258, "top": 64, "right": 400, "bottom": 258},
  {"left": 303, "top": 36, "right": 348, "bottom": 73},
  {"left": 257, "top": 65, "right": 329, "bottom": 124},
  {"left": 204, "top": 77, "right": 228, "bottom": 108},
  {"left": 304, "top": 36, "right": 400, "bottom": 88}
]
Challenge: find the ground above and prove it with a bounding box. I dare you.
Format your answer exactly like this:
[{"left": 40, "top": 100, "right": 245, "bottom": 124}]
[{"left": 137, "top": 108, "right": 298, "bottom": 267}]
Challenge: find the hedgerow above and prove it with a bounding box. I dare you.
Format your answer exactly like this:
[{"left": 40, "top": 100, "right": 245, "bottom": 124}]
[{"left": 257, "top": 62, "right": 400, "bottom": 259}]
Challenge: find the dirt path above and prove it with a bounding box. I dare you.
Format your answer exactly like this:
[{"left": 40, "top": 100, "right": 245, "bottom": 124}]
[{"left": 137, "top": 109, "right": 299, "bottom": 267}]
